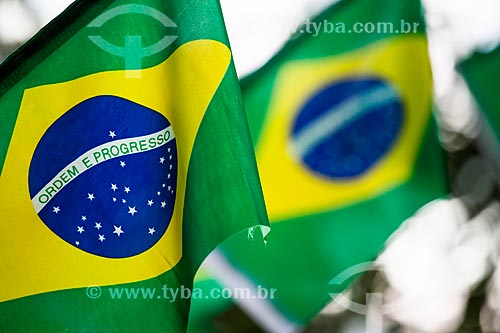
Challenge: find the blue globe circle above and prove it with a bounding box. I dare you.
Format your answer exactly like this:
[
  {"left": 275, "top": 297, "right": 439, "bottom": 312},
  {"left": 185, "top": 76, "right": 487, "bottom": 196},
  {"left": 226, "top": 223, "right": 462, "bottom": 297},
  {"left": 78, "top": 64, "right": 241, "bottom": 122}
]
[
  {"left": 28, "top": 96, "right": 178, "bottom": 258},
  {"left": 291, "top": 78, "right": 404, "bottom": 180}
]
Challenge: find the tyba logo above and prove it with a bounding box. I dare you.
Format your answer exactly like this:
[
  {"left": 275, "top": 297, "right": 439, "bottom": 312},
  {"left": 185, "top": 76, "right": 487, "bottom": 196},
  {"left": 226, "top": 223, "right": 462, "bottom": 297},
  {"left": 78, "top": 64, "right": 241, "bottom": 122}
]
[
  {"left": 290, "top": 78, "right": 404, "bottom": 180},
  {"left": 28, "top": 95, "right": 178, "bottom": 258},
  {"left": 87, "top": 4, "right": 178, "bottom": 76}
]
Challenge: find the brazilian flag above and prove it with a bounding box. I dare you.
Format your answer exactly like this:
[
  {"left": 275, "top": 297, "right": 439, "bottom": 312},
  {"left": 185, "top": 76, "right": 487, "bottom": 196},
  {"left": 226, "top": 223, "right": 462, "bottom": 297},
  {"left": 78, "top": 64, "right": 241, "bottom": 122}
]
[
  {"left": 213, "top": 0, "right": 449, "bottom": 329},
  {"left": 0, "top": 0, "right": 268, "bottom": 332},
  {"left": 460, "top": 44, "right": 500, "bottom": 137}
]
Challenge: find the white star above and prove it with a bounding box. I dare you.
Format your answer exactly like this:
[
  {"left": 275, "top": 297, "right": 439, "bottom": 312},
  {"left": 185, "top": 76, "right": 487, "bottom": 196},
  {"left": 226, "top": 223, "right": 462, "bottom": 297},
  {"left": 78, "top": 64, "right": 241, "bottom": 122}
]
[
  {"left": 161, "top": 201, "right": 167, "bottom": 208},
  {"left": 109, "top": 131, "right": 117, "bottom": 139},
  {"left": 148, "top": 228, "right": 156, "bottom": 235},
  {"left": 157, "top": 191, "right": 161, "bottom": 196},
  {"left": 53, "top": 206, "right": 61, "bottom": 214},
  {"left": 171, "top": 190, "right": 174, "bottom": 194},
  {"left": 98, "top": 234, "right": 106, "bottom": 242},
  {"left": 95, "top": 222, "right": 102, "bottom": 230},
  {"left": 77, "top": 226, "right": 85, "bottom": 234},
  {"left": 111, "top": 184, "right": 118, "bottom": 191},
  {"left": 124, "top": 187, "right": 131, "bottom": 194},
  {"left": 159, "top": 157, "right": 165, "bottom": 164},
  {"left": 75, "top": 241, "right": 80, "bottom": 246},
  {"left": 148, "top": 200, "right": 154, "bottom": 207},
  {"left": 87, "top": 193, "right": 95, "bottom": 201},
  {"left": 120, "top": 161, "right": 126, "bottom": 168},
  {"left": 113, "top": 225, "right": 124, "bottom": 237},
  {"left": 167, "top": 174, "right": 171, "bottom": 179},
  {"left": 169, "top": 155, "right": 172, "bottom": 160},
  {"left": 81, "top": 216, "right": 87, "bottom": 221},
  {"left": 169, "top": 164, "right": 173, "bottom": 170},
  {"left": 162, "top": 184, "right": 166, "bottom": 188},
  {"left": 128, "top": 206, "right": 138, "bottom": 216},
  {"left": 112, "top": 197, "right": 117, "bottom": 202},
  {"left": 168, "top": 148, "right": 171, "bottom": 153},
  {"left": 122, "top": 199, "right": 127, "bottom": 204},
  {"left": 168, "top": 186, "right": 171, "bottom": 191}
]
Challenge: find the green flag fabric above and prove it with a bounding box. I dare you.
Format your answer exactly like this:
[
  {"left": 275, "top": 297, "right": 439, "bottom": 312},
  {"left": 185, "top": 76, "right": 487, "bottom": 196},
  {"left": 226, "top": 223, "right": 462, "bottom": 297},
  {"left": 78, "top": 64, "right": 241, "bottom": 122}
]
[
  {"left": 460, "top": 44, "right": 500, "bottom": 135},
  {"left": 0, "top": 0, "right": 268, "bottom": 332},
  {"left": 187, "top": 269, "right": 234, "bottom": 333},
  {"left": 209, "top": 0, "right": 449, "bottom": 329}
]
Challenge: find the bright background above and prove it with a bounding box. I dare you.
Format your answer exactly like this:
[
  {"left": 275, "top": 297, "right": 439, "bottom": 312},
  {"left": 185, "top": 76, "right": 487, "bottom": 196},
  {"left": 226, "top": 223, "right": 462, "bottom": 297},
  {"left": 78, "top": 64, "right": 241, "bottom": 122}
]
[
  {"left": 2, "top": 0, "right": 500, "bottom": 76},
  {"left": 1, "top": 1, "right": 500, "bottom": 332}
]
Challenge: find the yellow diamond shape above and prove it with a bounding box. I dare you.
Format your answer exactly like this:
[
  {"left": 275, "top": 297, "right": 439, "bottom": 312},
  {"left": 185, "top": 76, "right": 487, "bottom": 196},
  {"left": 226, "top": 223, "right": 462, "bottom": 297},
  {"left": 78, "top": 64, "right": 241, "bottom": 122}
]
[
  {"left": 256, "top": 36, "right": 432, "bottom": 222},
  {"left": 0, "top": 40, "right": 231, "bottom": 301}
]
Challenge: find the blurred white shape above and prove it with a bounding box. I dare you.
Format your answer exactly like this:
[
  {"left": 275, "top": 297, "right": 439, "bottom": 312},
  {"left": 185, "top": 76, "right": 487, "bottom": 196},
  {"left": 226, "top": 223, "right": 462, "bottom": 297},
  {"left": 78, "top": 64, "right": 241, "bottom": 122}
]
[
  {"left": 389, "top": 287, "right": 467, "bottom": 333},
  {"left": 379, "top": 199, "right": 465, "bottom": 299},
  {"left": 24, "top": 0, "right": 75, "bottom": 25},
  {"left": 424, "top": 0, "right": 500, "bottom": 137},
  {"left": 220, "top": 0, "right": 335, "bottom": 76},
  {"left": 435, "top": 75, "right": 480, "bottom": 136},
  {"left": 427, "top": 26, "right": 456, "bottom": 99},
  {"left": 451, "top": 206, "right": 498, "bottom": 285},
  {"left": 0, "top": 0, "right": 38, "bottom": 44},
  {"left": 379, "top": 200, "right": 498, "bottom": 332},
  {"left": 424, "top": 0, "right": 500, "bottom": 55}
]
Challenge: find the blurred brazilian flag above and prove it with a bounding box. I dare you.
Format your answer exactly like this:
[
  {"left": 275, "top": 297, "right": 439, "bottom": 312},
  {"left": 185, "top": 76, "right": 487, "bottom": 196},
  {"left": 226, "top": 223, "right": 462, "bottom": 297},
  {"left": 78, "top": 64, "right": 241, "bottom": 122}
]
[
  {"left": 0, "top": 0, "right": 267, "bottom": 332},
  {"left": 460, "top": 44, "right": 500, "bottom": 136},
  {"left": 200, "top": 0, "right": 449, "bottom": 330}
]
